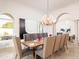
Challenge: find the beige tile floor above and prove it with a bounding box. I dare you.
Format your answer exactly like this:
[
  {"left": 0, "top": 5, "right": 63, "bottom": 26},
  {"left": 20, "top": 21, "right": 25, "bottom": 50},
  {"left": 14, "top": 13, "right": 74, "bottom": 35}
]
[
  {"left": 0, "top": 42, "right": 79, "bottom": 59},
  {"left": 0, "top": 47, "right": 15, "bottom": 59}
]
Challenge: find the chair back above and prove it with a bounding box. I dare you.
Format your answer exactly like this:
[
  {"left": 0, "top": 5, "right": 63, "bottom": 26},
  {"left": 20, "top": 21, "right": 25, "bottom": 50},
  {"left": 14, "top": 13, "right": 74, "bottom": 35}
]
[
  {"left": 43, "top": 36, "right": 55, "bottom": 58},
  {"left": 30, "top": 34, "right": 37, "bottom": 40},
  {"left": 13, "top": 37, "right": 22, "bottom": 58},
  {"left": 54, "top": 35, "right": 62, "bottom": 52},
  {"left": 64, "top": 34, "right": 69, "bottom": 45},
  {"left": 23, "top": 34, "right": 31, "bottom": 41},
  {"left": 42, "top": 33, "right": 48, "bottom": 37},
  {"left": 60, "top": 34, "right": 66, "bottom": 49}
]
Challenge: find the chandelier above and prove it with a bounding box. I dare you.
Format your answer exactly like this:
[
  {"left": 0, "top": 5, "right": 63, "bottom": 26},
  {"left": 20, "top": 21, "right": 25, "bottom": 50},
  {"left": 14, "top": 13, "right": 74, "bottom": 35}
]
[
  {"left": 41, "top": 15, "right": 53, "bottom": 25},
  {"left": 41, "top": 0, "right": 54, "bottom": 26}
]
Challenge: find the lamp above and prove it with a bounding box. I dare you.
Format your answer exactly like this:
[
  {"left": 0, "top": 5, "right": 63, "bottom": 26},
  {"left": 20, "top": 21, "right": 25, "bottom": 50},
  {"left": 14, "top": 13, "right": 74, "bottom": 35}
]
[{"left": 39, "top": 0, "right": 56, "bottom": 34}]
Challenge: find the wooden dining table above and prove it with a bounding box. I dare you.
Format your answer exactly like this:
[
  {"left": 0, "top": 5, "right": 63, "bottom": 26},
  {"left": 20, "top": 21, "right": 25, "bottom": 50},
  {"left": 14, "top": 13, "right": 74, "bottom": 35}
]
[{"left": 21, "top": 39, "right": 44, "bottom": 57}]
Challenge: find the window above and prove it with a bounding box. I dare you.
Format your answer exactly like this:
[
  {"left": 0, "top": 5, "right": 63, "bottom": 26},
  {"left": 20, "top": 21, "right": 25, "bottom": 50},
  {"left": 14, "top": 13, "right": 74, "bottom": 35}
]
[{"left": 0, "top": 14, "right": 13, "bottom": 40}]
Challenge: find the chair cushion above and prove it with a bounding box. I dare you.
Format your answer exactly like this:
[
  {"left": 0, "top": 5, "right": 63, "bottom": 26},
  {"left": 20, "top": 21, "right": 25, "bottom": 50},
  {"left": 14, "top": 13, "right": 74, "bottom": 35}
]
[
  {"left": 35, "top": 48, "right": 43, "bottom": 58},
  {"left": 22, "top": 48, "right": 32, "bottom": 57}
]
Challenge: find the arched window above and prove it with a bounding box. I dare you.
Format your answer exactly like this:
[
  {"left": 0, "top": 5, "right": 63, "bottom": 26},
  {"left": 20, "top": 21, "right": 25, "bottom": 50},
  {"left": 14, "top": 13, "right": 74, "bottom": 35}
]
[{"left": 0, "top": 13, "right": 14, "bottom": 40}]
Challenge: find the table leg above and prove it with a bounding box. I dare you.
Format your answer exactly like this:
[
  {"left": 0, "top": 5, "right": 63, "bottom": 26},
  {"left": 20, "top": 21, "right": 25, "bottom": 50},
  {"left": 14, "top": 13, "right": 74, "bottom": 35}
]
[{"left": 33, "top": 48, "right": 36, "bottom": 57}]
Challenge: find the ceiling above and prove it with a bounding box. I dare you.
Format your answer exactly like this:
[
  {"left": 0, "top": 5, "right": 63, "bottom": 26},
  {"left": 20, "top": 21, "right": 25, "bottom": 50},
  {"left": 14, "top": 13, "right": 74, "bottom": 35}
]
[{"left": 13, "top": 0, "right": 79, "bottom": 13}]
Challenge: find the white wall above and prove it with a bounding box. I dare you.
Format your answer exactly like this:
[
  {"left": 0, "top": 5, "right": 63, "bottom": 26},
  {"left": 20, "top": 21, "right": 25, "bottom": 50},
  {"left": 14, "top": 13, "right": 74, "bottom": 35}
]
[
  {"left": 0, "top": 0, "right": 45, "bottom": 37},
  {"left": 1, "top": 0, "right": 79, "bottom": 37}
]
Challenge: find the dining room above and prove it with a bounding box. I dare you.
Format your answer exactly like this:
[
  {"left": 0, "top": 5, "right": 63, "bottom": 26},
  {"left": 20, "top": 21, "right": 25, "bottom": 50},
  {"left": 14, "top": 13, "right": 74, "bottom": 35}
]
[{"left": 1, "top": 0, "right": 79, "bottom": 59}]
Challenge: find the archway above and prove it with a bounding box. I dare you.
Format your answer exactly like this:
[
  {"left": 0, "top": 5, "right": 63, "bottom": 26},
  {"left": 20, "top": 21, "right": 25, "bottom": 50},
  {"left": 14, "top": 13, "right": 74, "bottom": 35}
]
[
  {"left": 55, "top": 12, "right": 76, "bottom": 42},
  {"left": 0, "top": 13, "right": 14, "bottom": 48},
  {"left": 56, "top": 13, "right": 69, "bottom": 24},
  {"left": 56, "top": 12, "right": 75, "bottom": 33}
]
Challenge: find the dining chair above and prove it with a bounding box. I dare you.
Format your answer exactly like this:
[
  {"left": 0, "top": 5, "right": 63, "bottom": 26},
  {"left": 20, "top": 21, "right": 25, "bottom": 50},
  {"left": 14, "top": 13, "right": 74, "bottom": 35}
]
[
  {"left": 30, "top": 33, "right": 38, "bottom": 40},
  {"left": 35, "top": 37, "right": 56, "bottom": 59},
  {"left": 59, "top": 34, "right": 66, "bottom": 49},
  {"left": 42, "top": 33, "right": 48, "bottom": 38},
  {"left": 23, "top": 34, "right": 31, "bottom": 41},
  {"left": 54, "top": 35, "right": 62, "bottom": 52},
  {"left": 52, "top": 36, "right": 56, "bottom": 53},
  {"left": 64, "top": 34, "right": 69, "bottom": 49},
  {"left": 13, "top": 37, "right": 32, "bottom": 59}
]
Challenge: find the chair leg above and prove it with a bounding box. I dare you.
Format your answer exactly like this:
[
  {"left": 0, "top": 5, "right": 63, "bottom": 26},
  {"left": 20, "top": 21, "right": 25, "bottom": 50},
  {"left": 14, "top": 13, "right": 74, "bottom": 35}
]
[
  {"left": 16, "top": 54, "right": 22, "bottom": 59},
  {"left": 66, "top": 43, "right": 68, "bottom": 49},
  {"left": 35, "top": 54, "right": 41, "bottom": 59},
  {"left": 35, "top": 54, "right": 37, "bottom": 59},
  {"left": 64, "top": 43, "right": 68, "bottom": 51},
  {"left": 66, "top": 40, "right": 68, "bottom": 49},
  {"left": 15, "top": 54, "right": 17, "bottom": 59}
]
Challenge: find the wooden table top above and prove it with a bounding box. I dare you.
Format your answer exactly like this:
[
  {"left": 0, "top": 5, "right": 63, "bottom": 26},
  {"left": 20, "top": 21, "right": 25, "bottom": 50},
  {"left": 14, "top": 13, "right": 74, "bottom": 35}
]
[{"left": 21, "top": 39, "right": 44, "bottom": 48}]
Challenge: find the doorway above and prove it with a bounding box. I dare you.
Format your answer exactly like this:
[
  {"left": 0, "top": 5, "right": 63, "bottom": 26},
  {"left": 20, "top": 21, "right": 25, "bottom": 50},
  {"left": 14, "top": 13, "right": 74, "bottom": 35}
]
[{"left": 0, "top": 13, "right": 14, "bottom": 48}]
